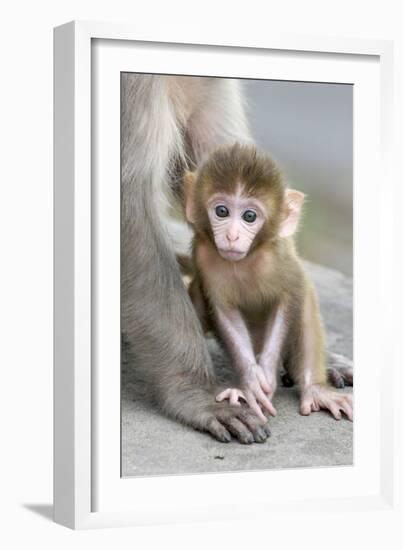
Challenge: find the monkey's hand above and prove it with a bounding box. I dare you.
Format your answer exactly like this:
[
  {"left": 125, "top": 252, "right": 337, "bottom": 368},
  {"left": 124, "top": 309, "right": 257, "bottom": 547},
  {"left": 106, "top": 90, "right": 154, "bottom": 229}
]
[
  {"left": 300, "top": 384, "right": 353, "bottom": 421},
  {"left": 216, "top": 365, "right": 277, "bottom": 422}
]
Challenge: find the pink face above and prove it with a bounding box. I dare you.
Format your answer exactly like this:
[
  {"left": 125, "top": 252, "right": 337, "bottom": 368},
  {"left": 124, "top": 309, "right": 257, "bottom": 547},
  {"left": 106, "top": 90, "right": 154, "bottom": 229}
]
[{"left": 206, "top": 190, "right": 266, "bottom": 262}]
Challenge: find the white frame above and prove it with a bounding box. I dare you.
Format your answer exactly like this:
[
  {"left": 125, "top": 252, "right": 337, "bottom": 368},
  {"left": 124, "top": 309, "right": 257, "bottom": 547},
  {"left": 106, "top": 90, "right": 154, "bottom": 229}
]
[{"left": 54, "top": 21, "right": 397, "bottom": 530}]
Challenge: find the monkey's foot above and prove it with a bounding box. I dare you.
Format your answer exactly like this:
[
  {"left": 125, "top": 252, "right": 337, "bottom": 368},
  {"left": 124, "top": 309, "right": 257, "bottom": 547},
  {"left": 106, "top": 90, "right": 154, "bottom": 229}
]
[
  {"left": 327, "top": 365, "right": 353, "bottom": 389},
  {"left": 206, "top": 402, "right": 271, "bottom": 444},
  {"left": 300, "top": 384, "right": 353, "bottom": 421}
]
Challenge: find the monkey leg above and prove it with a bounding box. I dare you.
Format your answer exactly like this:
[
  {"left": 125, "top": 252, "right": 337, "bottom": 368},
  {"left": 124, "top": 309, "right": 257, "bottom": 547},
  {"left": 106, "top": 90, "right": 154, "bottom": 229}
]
[
  {"left": 286, "top": 360, "right": 353, "bottom": 389},
  {"left": 287, "top": 286, "right": 353, "bottom": 421},
  {"left": 285, "top": 362, "right": 353, "bottom": 390}
]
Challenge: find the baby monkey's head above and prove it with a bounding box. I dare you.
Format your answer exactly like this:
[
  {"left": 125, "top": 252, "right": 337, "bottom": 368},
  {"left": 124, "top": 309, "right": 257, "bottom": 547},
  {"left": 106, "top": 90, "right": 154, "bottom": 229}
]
[{"left": 184, "top": 143, "right": 304, "bottom": 262}]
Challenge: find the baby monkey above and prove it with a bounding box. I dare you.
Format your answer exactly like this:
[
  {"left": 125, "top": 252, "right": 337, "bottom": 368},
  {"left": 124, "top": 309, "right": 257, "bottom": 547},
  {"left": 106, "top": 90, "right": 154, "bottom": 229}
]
[{"left": 184, "top": 143, "right": 353, "bottom": 423}]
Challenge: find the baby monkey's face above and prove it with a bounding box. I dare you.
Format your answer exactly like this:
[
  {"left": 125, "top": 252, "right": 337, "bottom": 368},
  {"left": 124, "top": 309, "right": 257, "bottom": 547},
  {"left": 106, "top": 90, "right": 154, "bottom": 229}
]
[{"left": 206, "top": 189, "right": 266, "bottom": 262}]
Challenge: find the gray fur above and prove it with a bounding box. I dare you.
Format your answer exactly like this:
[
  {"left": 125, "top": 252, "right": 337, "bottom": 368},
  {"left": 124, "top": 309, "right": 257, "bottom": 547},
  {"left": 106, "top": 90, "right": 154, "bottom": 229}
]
[{"left": 121, "top": 75, "right": 263, "bottom": 442}]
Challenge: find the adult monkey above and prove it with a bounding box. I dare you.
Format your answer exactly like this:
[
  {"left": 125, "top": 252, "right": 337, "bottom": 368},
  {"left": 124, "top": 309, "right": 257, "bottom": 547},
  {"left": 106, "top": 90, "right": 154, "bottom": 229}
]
[{"left": 121, "top": 75, "right": 352, "bottom": 443}]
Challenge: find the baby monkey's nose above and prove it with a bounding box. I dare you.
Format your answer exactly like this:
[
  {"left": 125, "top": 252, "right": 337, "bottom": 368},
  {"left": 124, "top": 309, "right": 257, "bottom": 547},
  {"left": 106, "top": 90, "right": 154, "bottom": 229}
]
[{"left": 226, "top": 231, "right": 239, "bottom": 243}]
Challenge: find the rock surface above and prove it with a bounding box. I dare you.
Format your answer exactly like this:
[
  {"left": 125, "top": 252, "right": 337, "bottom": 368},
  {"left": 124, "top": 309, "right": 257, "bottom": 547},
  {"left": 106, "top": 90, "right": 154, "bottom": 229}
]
[{"left": 121, "top": 261, "right": 353, "bottom": 477}]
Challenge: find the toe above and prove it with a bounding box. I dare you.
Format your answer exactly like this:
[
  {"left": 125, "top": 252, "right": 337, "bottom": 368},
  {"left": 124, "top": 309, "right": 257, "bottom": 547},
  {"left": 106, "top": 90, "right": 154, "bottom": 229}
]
[
  {"left": 251, "top": 425, "right": 269, "bottom": 443},
  {"left": 225, "top": 417, "right": 254, "bottom": 444},
  {"left": 300, "top": 400, "right": 312, "bottom": 415},
  {"left": 206, "top": 417, "right": 232, "bottom": 442}
]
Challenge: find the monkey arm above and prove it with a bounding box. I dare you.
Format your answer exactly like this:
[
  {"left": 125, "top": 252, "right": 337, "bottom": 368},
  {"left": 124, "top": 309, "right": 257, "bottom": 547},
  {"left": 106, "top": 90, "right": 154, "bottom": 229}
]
[
  {"left": 214, "top": 308, "right": 257, "bottom": 370},
  {"left": 214, "top": 307, "right": 277, "bottom": 420},
  {"left": 258, "top": 303, "right": 288, "bottom": 398}
]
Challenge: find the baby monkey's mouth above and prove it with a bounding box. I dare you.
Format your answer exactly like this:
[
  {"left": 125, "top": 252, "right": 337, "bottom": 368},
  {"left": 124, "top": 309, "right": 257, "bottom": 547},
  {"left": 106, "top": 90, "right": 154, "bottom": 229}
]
[{"left": 218, "top": 248, "right": 247, "bottom": 261}]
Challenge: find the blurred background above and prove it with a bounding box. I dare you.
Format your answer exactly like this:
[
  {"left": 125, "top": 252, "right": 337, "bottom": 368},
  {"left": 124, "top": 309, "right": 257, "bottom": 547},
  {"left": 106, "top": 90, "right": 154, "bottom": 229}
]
[{"left": 243, "top": 80, "right": 353, "bottom": 276}]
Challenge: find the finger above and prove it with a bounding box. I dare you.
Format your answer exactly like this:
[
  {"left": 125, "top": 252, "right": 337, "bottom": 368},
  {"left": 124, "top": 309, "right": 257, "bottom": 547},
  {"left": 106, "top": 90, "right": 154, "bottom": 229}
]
[
  {"left": 224, "top": 417, "right": 254, "bottom": 445},
  {"left": 251, "top": 424, "right": 269, "bottom": 443},
  {"left": 343, "top": 393, "right": 353, "bottom": 407},
  {"left": 245, "top": 394, "right": 267, "bottom": 422},
  {"left": 338, "top": 399, "right": 353, "bottom": 421},
  {"left": 335, "top": 394, "right": 353, "bottom": 416},
  {"left": 262, "top": 422, "right": 271, "bottom": 436},
  {"left": 256, "top": 369, "right": 271, "bottom": 393},
  {"left": 216, "top": 407, "right": 264, "bottom": 444},
  {"left": 257, "top": 391, "right": 277, "bottom": 417},
  {"left": 216, "top": 389, "right": 231, "bottom": 402},
  {"left": 205, "top": 417, "right": 232, "bottom": 443},
  {"left": 236, "top": 410, "right": 269, "bottom": 436},
  {"left": 341, "top": 403, "right": 353, "bottom": 421},
  {"left": 230, "top": 390, "right": 242, "bottom": 407},
  {"left": 328, "top": 401, "right": 342, "bottom": 420}
]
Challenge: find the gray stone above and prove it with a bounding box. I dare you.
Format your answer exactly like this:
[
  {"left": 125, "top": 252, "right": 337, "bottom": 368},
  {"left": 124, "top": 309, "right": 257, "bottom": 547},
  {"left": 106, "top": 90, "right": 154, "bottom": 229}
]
[{"left": 121, "top": 261, "right": 353, "bottom": 477}]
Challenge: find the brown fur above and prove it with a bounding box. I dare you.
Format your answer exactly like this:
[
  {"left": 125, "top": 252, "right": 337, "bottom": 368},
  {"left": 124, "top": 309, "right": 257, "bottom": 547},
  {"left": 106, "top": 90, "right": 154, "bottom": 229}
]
[
  {"left": 183, "top": 144, "right": 353, "bottom": 421},
  {"left": 190, "top": 229, "right": 317, "bottom": 386},
  {"left": 185, "top": 143, "right": 285, "bottom": 252}
]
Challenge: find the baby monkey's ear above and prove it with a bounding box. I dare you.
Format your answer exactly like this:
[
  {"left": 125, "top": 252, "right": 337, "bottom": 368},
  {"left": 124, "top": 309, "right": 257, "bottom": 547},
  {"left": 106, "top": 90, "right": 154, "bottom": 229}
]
[
  {"left": 279, "top": 189, "right": 305, "bottom": 238},
  {"left": 183, "top": 171, "right": 197, "bottom": 224}
]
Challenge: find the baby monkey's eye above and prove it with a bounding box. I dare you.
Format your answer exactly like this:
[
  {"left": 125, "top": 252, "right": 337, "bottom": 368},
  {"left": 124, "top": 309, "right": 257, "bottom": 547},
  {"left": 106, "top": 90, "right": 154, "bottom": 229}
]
[
  {"left": 215, "top": 205, "right": 229, "bottom": 218},
  {"left": 242, "top": 210, "right": 257, "bottom": 223}
]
